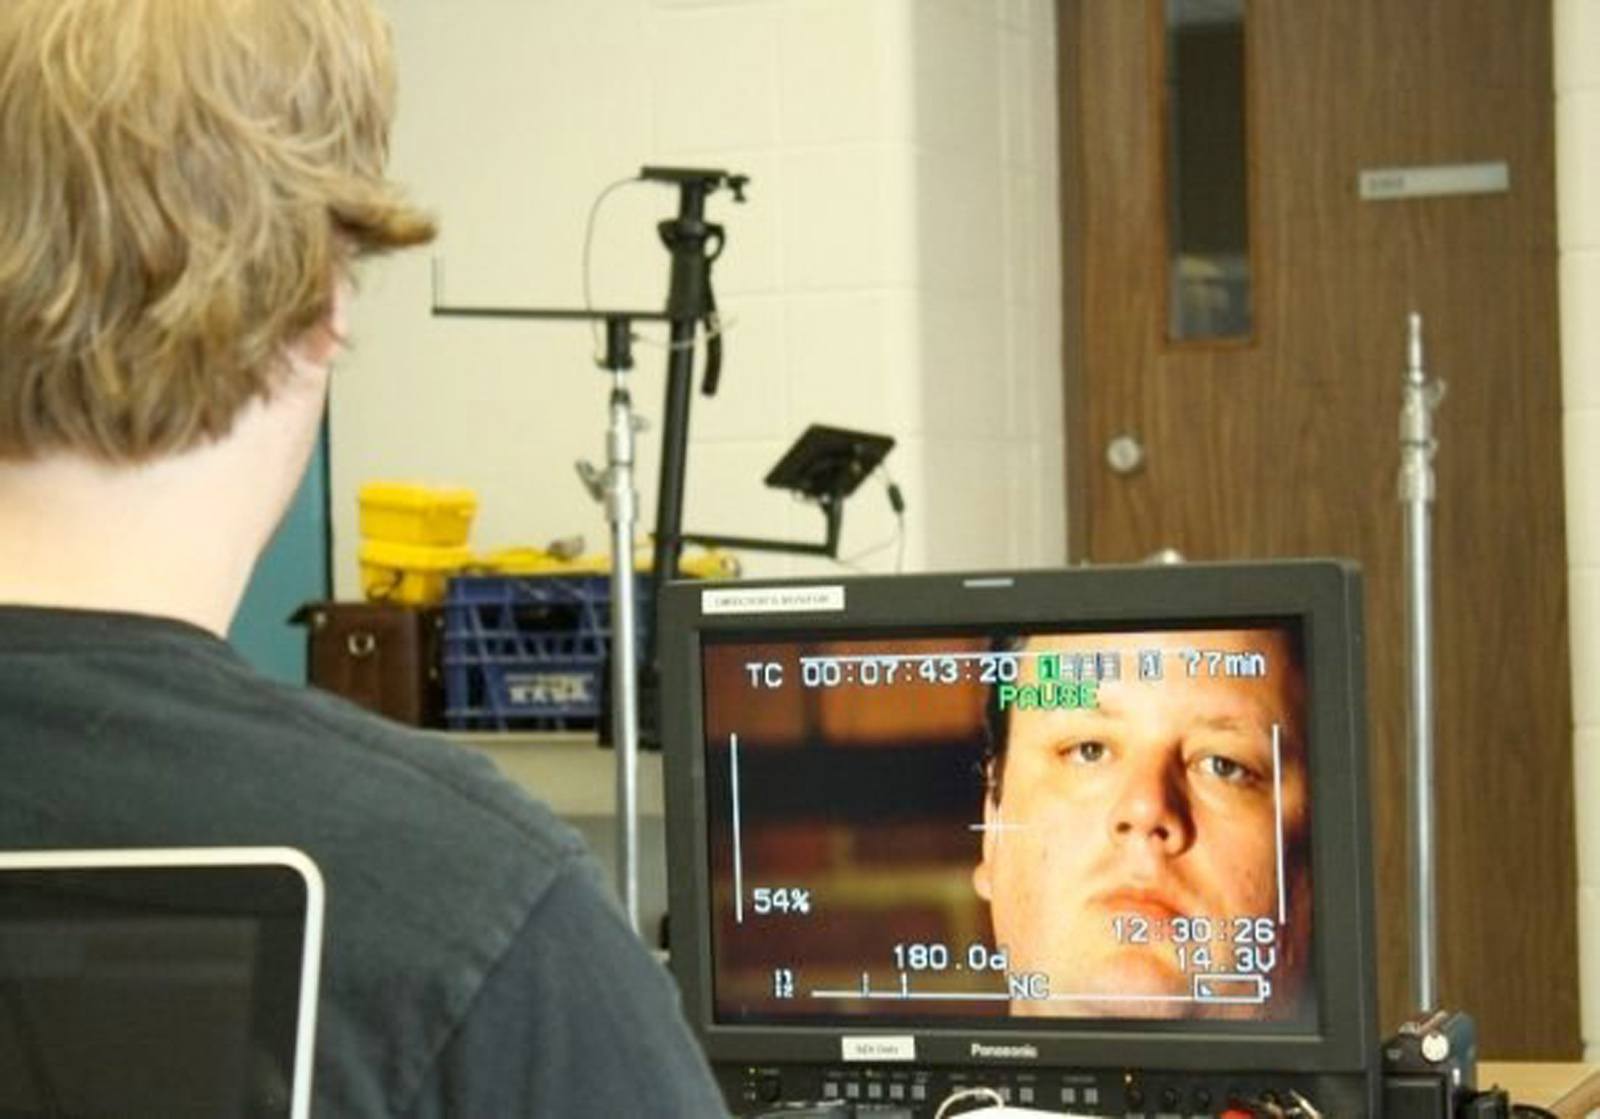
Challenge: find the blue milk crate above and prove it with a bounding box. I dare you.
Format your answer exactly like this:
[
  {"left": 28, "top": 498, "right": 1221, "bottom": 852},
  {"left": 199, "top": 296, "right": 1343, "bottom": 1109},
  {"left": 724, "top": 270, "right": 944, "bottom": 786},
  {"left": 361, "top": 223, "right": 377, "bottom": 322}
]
[{"left": 441, "top": 573, "right": 651, "bottom": 731}]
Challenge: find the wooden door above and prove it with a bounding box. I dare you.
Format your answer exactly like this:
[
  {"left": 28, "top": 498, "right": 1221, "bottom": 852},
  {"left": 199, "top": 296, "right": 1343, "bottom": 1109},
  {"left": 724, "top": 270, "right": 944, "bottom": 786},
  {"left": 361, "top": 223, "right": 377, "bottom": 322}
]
[{"left": 1059, "top": 0, "right": 1576, "bottom": 1056}]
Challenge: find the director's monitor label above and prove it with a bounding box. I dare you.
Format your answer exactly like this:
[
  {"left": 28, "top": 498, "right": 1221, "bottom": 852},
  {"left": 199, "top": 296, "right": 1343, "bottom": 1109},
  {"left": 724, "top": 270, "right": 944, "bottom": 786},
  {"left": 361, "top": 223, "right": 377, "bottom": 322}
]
[{"left": 700, "top": 626, "right": 1313, "bottom": 1026}]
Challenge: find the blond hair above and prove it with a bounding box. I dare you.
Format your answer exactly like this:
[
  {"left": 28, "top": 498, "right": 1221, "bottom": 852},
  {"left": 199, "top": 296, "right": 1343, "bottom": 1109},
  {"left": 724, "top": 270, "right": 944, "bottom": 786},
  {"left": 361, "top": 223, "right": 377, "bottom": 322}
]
[{"left": 0, "top": 0, "right": 436, "bottom": 462}]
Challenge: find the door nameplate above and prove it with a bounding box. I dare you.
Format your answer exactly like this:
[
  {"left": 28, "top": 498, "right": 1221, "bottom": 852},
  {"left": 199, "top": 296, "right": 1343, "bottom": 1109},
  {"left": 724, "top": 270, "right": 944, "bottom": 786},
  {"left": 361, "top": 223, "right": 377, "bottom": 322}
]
[{"left": 1357, "top": 161, "right": 1509, "bottom": 201}]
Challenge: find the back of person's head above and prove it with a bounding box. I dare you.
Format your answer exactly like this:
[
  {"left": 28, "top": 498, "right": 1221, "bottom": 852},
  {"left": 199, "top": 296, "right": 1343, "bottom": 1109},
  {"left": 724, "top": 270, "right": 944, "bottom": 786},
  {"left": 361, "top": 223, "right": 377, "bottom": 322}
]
[{"left": 0, "top": 0, "right": 435, "bottom": 465}]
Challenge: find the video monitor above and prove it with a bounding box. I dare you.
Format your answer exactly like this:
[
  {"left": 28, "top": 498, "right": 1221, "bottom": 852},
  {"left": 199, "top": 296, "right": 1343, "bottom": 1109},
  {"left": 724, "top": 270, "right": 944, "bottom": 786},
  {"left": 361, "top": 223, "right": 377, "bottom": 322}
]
[{"left": 661, "top": 562, "right": 1378, "bottom": 1113}]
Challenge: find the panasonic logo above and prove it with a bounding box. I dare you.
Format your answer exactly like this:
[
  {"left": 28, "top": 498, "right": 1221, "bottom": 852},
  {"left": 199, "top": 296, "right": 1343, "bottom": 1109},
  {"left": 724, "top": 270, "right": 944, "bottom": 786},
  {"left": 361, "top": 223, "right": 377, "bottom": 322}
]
[{"left": 968, "top": 1042, "right": 1039, "bottom": 1061}]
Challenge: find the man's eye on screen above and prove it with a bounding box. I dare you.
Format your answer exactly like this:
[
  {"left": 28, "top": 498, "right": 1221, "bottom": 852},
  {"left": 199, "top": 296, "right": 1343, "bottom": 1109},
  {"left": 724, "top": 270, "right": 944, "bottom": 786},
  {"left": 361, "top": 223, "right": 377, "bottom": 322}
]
[
  {"left": 1192, "top": 753, "right": 1261, "bottom": 786},
  {"left": 1057, "top": 739, "right": 1109, "bottom": 765}
]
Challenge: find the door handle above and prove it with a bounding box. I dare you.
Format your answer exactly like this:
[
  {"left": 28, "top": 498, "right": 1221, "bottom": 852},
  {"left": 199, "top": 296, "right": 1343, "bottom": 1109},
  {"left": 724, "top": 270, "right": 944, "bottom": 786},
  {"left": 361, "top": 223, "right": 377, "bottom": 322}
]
[{"left": 1106, "top": 433, "right": 1146, "bottom": 475}]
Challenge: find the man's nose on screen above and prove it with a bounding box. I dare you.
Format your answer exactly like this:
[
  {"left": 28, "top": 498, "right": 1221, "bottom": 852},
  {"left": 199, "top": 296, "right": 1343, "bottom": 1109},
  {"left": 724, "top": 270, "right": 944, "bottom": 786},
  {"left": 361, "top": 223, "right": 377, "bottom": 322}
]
[{"left": 1108, "top": 758, "right": 1192, "bottom": 854}]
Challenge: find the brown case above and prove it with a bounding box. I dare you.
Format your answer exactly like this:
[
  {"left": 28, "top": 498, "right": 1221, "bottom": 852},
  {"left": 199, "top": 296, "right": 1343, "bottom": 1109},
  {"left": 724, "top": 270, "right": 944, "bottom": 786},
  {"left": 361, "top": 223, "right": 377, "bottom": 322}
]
[{"left": 291, "top": 602, "right": 444, "bottom": 726}]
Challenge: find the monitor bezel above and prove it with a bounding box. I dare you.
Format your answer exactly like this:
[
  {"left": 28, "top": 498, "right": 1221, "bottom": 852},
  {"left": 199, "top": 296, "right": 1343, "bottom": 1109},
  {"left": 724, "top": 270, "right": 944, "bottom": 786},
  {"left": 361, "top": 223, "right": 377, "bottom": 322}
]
[
  {"left": 0, "top": 846, "right": 325, "bottom": 1119},
  {"left": 662, "top": 560, "right": 1375, "bottom": 1075}
]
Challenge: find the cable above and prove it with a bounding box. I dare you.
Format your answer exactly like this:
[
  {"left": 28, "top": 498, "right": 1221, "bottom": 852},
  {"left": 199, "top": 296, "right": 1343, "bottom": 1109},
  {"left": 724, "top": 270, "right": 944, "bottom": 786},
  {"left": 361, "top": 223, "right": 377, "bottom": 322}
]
[
  {"left": 831, "top": 466, "right": 908, "bottom": 573},
  {"left": 580, "top": 171, "right": 739, "bottom": 403},
  {"left": 835, "top": 515, "right": 904, "bottom": 570},
  {"left": 628, "top": 313, "right": 737, "bottom": 353},
  {"left": 1286, "top": 1089, "right": 1323, "bottom": 1118},
  {"left": 581, "top": 175, "right": 646, "bottom": 363},
  {"left": 934, "top": 1086, "right": 1005, "bottom": 1119},
  {"left": 831, "top": 517, "right": 903, "bottom": 573},
  {"left": 885, "top": 468, "right": 906, "bottom": 573}
]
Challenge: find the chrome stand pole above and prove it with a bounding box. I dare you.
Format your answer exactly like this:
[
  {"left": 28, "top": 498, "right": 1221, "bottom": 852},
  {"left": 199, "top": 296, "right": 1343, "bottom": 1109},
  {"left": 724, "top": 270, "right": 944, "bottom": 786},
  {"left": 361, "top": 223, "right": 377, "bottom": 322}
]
[
  {"left": 1399, "top": 311, "right": 1445, "bottom": 1012},
  {"left": 601, "top": 329, "right": 642, "bottom": 935}
]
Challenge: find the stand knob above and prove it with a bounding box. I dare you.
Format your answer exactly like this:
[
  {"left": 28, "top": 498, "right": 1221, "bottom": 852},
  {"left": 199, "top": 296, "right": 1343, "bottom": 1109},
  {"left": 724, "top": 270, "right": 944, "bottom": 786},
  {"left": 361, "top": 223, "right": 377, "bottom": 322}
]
[{"left": 575, "top": 460, "right": 605, "bottom": 502}]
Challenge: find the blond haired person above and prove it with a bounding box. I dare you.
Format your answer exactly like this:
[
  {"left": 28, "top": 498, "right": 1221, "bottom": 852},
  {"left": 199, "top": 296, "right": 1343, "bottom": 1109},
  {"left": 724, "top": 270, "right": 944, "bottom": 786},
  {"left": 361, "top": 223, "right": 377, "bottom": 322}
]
[{"left": 0, "top": 2, "right": 725, "bottom": 1114}]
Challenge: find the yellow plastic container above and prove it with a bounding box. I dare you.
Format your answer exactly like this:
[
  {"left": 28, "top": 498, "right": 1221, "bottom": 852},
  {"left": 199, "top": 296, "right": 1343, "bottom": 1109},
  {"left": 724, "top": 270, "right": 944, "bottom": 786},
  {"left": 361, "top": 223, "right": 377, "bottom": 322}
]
[
  {"left": 473, "top": 545, "right": 740, "bottom": 579},
  {"left": 358, "top": 482, "right": 478, "bottom": 547},
  {"left": 359, "top": 539, "right": 472, "bottom": 605},
  {"left": 472, "top": 547, "right": 576, "bottom": 576},
  {"left": 677, "top": 549, "right": 741, "bottom": 580}
]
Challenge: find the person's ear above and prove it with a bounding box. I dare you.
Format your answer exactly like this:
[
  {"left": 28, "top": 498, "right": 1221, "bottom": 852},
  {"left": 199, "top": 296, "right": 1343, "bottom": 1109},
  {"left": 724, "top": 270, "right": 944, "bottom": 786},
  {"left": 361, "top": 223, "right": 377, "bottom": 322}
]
[
  {"left": 294, "top": 278, "right": 351, "bottom": 372},
  {"left": 972, "top": 789, "right": 999, "bottom": 902},
  {"left": 328, "top": 275, "right": 350, "bottom": 343}
]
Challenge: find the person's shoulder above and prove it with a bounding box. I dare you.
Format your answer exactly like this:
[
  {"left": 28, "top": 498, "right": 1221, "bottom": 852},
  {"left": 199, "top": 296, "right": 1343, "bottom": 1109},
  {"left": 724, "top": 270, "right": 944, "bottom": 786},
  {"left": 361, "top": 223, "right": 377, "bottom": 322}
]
[
  {"left": 215, "top": 678, "right": 610, "bottom": 1111},
  {"left": 116, "top": 628, "right": 590, "bottom": 888},
  {"left": 257, "top": 672, "right": 583, "bottom": 856},
  {"left": 401, "top": 854, "right": 730, "bottom": 1119},
  {"left": 0, "top": 605, "right": 581, "bottom": 864}
]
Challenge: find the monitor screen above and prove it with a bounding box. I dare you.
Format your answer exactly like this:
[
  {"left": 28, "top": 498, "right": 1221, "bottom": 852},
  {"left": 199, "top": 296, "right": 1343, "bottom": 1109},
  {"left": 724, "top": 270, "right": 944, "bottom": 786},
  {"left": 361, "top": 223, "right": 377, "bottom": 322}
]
[
  {"left": 0, "top": 849, "right": 322, "bottom": 1119},
  {"left": 663, "top": 561, "right": 1378, "bottom": 1110},
  {"left": 699, "top": 620, "right": 1312, "bottom": 1033}
]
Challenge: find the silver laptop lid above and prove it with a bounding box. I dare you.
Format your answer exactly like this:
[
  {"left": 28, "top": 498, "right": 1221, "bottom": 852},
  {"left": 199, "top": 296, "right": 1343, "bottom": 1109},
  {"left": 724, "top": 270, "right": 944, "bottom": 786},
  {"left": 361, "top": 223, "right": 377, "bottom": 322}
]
[{"left": 0, "top": 847, "right": 324, "bottom": 1119}]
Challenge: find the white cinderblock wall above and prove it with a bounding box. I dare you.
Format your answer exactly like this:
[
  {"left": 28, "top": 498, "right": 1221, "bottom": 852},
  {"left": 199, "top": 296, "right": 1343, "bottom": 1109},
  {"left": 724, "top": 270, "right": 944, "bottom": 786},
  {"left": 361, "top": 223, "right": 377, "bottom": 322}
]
[
  {"left": 331, "top": 0, "right": 1065, "bottom": 596},
  {"left": 1557, "top": 0, "right": 1600, "bottom": 1063}
]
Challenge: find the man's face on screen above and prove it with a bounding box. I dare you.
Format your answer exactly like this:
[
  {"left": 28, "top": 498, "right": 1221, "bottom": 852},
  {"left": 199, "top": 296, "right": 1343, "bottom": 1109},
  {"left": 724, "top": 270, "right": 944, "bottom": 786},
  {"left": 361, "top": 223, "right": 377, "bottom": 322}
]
[{"left": 971, "top": 629, "right": 1307, "bottom": 1018}]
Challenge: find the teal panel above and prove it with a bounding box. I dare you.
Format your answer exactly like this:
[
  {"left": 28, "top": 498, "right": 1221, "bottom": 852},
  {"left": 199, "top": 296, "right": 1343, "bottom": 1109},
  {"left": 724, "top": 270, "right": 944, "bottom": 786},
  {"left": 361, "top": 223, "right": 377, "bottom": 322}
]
[{"left": 228, "top": 427, "right": 330, "bottom": 685}]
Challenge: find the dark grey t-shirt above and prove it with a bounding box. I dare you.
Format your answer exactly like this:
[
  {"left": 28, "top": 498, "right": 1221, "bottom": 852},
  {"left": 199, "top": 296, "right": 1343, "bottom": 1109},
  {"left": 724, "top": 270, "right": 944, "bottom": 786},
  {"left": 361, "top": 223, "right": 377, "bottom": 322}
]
[{"left": 0, "top": 607, "right": 727, "bottom": 1117}]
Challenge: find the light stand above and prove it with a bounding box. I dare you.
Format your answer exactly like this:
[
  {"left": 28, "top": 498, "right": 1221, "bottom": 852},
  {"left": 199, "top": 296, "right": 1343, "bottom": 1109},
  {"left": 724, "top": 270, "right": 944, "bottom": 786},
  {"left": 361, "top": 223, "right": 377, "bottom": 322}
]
[
  {"left": 1398, "top": 311, "right": 1445, "bottom": 1013},
  {"left": 1381, "top": 316, "right": 1488, "bottom": 1117},
  {"left": 429, "top": 296, "right": 660, "bottom": 932},
  {"left": 428, "top": 299, "right": 659, "bottom": 934},
  {"left": 432, "top": 171, "right": 896, "bottom": 937},
  {"left": 431, "top": 167, "right": 745, "bottom": 936}
]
